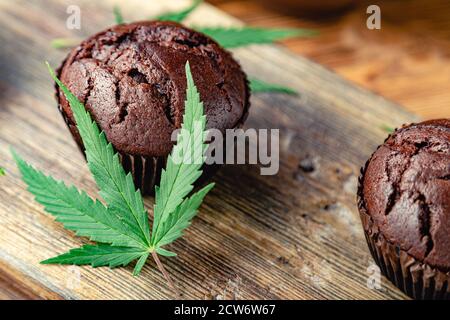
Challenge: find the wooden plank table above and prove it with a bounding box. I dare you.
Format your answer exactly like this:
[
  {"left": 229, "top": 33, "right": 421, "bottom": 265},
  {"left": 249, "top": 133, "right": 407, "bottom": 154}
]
[{"left": 0, "top": 0, "right": 419, "bottom": 299}]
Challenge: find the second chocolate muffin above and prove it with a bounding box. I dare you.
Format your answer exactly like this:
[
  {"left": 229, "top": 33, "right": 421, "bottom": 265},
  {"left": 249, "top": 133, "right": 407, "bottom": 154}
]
[
  {"left": 358, "top": 119, "right": 450, "bottom": 299},
  {"left": 56, "top": 21, "right": 250, "bottom": 194}
]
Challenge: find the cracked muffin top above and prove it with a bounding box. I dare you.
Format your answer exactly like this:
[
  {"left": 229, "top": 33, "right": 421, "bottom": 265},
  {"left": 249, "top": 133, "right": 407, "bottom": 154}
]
[
  {"left": 57, "top": 21, "right": 249, "bottom": 157},
  {"left": 361, "top": 119, "right": 450, "bottom": 269}
]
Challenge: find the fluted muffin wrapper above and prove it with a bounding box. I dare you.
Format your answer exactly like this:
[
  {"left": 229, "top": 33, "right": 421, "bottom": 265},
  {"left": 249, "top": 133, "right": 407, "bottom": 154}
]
[{"left": 357, "top": 138, "right": 450, "bottom": 300}]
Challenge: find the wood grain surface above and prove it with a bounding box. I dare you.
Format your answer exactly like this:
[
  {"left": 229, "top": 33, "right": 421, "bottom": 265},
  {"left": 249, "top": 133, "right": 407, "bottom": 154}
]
[
  {"left": 0, "top": 0, "right": 419, "bottom": 299},
  {"left": 209, "top": 0, "right": 450, "bottom": 120}
]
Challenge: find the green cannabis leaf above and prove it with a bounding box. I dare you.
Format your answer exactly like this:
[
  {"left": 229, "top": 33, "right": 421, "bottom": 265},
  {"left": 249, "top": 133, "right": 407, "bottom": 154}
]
[
  {"left": 113, "top": 6, "right": 124, "bottom": 24},
  {"left": 13, "top": 61, "right": 212, "bottom": 292},
  {"left": 42, "top": 244, "right": 148, "bottom": 270},
  {"left": 0, "top": 167, "right": 5, "bottom": 176},
  {"left": 196, "top": 26, "right": 317, "bottom": 48},
  {"left": 12, "top": 151, "right": 146, "bottom": 249},
  {"left": 50, "top": 38, "right": 80, "bottom": 49},
  {"left": 150, "top": 63, "right": 214, "bottom": 248},
  {"left": 156, "top": 0, "right": 202, "bottom": 23},
  {"left": 380, "top": 124, "right": 395, "bottom": 134},
  {"left": 249, "top": 78, "right": 297, "bottom": 95}
]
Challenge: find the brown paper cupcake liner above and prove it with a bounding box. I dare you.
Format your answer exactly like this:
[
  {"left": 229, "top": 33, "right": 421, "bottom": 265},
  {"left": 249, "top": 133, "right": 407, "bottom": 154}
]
[{"left": 357, "top": 141, "right": 450, "bottom": 300}]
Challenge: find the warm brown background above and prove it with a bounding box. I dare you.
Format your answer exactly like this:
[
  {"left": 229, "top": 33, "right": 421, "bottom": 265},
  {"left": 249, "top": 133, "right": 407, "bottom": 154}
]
[{"left": 208, "top": 0, "right": 450, "bottom": 119}]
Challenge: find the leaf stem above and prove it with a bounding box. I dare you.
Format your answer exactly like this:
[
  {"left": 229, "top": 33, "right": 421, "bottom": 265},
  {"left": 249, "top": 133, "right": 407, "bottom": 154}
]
[{"left": 151, "top": 251, "right": 180, "bottom": 297}]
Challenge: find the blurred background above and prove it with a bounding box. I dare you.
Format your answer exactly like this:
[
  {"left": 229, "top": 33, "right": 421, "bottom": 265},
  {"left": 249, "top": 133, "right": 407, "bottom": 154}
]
[{"left": 208, "top": 0, "right": 450, "bottom": 119}]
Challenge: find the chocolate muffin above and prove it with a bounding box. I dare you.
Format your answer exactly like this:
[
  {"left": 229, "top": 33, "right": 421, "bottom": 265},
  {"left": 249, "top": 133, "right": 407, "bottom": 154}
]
[
  {"left": 56, "top": 21, "right": 250, "bottom": 194},
  {"left": 358, "top": 119, "right": 450, "bottom": 299}
]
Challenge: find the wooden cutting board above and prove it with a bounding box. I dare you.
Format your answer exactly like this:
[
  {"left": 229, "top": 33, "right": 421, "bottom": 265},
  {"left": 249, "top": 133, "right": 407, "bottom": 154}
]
[{"left": 0, "top": 0, "right": 419, "bottom": 299}]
